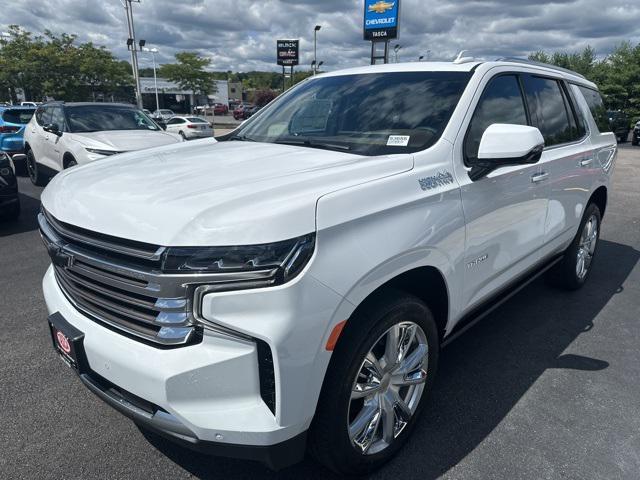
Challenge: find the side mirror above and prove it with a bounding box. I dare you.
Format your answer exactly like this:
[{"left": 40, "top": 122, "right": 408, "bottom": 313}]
[
  {"left": 469, "top": 124, "right": 544, "bottom": 181},
  {"left": 44, "top": 123, "right": 62, "bottom": 137}
]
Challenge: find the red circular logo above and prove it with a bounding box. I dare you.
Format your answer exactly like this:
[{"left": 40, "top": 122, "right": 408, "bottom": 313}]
[{"left": 56, "top": 331, "right": 71, "bottom": 354}]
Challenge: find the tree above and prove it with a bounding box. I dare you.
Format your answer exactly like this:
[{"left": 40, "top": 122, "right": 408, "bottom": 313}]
[{"left": 159, "top": 52, "right": 216, "bottom": 95}]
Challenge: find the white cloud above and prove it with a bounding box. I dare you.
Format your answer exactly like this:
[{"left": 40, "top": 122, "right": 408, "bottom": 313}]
[{"left": 3, "top": 0, "right": 640, "bottom": 72}]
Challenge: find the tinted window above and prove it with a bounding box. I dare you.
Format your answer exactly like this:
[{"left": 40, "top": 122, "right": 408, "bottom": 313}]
[
  {"left": 2, "top": 108, "right": 35, "bottom": 124},
  {"left": 465, "top": 75, "right": 528, "bottom": 160},
  {"left": 237, "top": 71, "right": 472, "bottom": 156},
  {"left": 524, "top": 77, "right": 575, "bottom": 146},
  {"left": 187, "top": 117, "right": 207, "bottom": 123},
  {"left": 35, "top": 106, "right": 52, "bottom": 126},
  {"left": 166, "top": 118, "right": 184, "bottom": 125},
  {"left": 50, "top": 107, "right": 66, "bottom": 131},
  {"left": 66, "top": 106, "right": 160, "bottom": 132}
]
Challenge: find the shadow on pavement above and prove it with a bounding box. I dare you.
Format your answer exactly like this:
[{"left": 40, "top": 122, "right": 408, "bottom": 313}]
[
  {"left": 0, "top": 192, "right": 41, "bottom": 237},
  {"left": 119, "top": 240, "right": 640, "bottom": 479}
]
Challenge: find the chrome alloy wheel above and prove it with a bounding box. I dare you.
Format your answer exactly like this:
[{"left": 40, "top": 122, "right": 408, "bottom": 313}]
[
  {"left": 576, "top": 214, "right": 598, "bottom": 280},
  {"left": 348, "top": 322, "right": 428, "bottom": 455}
]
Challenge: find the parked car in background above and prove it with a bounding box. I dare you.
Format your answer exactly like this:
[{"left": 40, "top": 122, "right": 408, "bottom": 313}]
[
  {"left": 153, "top": 109, "right": 175, "bottom": 122},
  {"left": 38, "top": 59, "right": 615, "bottom": 475},
  {"left": 164, "top": 116, "right": 213, "bottom": 140},
  {"left": 0, "top": 105, "right": 36, "bottom": 172},
  {"left": 143, "top": 109, "right": 152, "bottom": 116},
  {"left": 20, "top": 101, "right": 39, "bottom": 108},
  {"left": 213, "top": 103, "right": 229, "bottom": 115},
  {"left": 23, "top": 102, "right": 182, "bottom": 185},
  {"left": 0, "top": 152, "right": 20, "bottom": 220},
  {"left": 607, "top": 110, "right": 630, "bottom": 142},
  {"left": 233, "top": 102, "right": 256, "bottom": 120},
  {"left": 631, "top": 120, "right": 640, "bottom": 146}
]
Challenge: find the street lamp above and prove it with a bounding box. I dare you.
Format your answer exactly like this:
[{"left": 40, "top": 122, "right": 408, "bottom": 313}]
[
  {"left": 143, "top": 47, "right": 159, "bottom": 113},
  {"left": 317, "top": 61, "right": 324, "bottom": 72},
  {"left": 394, "top": 44, "right": 402, "bottom": 63},
  {"left": 313, "top": 25, "right": 321, "bottom": 75},
  {"left": 418, "top": 55, "right": 424, "bottom": 62}
]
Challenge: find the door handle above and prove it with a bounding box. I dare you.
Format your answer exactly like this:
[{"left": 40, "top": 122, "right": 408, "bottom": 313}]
[
  {"left": 579, "top": 158, "right": 593, "bottom": 167},
  {"left": 531, "top": 172, "right": 549, "bottom": 183}
]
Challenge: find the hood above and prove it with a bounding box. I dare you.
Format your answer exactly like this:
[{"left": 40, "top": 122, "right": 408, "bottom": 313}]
[
  {"left": 42, "top": 139, "right": 413, "bottom": 246},
  {"left": 71, "top": 129, "right": 181, "bottom": 152}
]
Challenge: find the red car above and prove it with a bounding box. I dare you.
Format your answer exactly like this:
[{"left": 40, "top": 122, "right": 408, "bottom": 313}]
[
  {"left": 233, "top": 103, "right": 255, "bottom": 120},
  {"left": 213, "top": 103, "right": 228, "bottom": 115}
]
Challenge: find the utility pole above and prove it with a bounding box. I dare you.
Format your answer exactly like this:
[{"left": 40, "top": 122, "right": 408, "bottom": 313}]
[
  {"left": 143, "top": 47, "right": 160, "bottom": 112},
  {"left": 123, "top": 0, "right": 143, "bottom": 108}
]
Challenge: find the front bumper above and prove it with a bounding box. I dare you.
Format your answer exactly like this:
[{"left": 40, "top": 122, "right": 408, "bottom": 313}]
[{"left": 43, "top": 263, "right": 347, "bottom": 465}]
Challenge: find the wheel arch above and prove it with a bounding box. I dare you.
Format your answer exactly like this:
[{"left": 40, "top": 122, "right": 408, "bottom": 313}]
[
  {"left": 337, "top": 264, "right": 450, "bottom": 345},
  {"left": 589, "top": 185, "right": 607, "bottom": 218}
]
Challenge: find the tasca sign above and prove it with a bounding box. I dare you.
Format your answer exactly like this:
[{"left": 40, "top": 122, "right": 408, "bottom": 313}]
[
  {"left": 363, "top": 0, "right": 400, "bottom": 40},
  {"left": 277, "top": 40, "right": 299, "bottom": 66}
]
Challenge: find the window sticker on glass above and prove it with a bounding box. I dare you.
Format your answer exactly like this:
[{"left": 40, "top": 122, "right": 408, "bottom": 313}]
[{"left": 387, "top": 135, "right": 410, "bottom": 146}]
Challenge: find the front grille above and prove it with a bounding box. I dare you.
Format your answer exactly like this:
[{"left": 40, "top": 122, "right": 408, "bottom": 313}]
[{"left": 38, "top": 211, "right": 198, "bottom": 346}]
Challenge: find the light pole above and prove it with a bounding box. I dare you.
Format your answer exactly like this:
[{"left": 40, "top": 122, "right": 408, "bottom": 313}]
[
  {"left": 143, "top": 47, "right": 159, "bottom": 112},
  {"left": 394, "top": 44, "right": 402, "bottom": 63},
  {"left": 121, "top": 0, "right": 143, "bottom": 108},
  {"left": 313, "top": 25, "right": 321, "bottom": 75}
]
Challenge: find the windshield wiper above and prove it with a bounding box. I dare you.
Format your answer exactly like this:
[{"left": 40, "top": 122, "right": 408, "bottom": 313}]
[
  {"left": 274, "top": 138, "right": 351, "bottom": 152},
  {"left": 228, "top": 134, "right": 257, "bottom": 142}
]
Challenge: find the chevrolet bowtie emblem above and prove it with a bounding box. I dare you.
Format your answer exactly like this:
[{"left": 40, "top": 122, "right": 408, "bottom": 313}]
[{"left": 368, "top": 1, "right": 395, "bottom": 14}]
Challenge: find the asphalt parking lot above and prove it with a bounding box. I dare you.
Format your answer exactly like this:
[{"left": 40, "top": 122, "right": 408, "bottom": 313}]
[{"left": 1, "top": 146, "right": 639, "bottom": 480}]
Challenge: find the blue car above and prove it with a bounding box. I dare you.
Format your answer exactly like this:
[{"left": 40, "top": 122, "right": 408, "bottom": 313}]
[{"left": 0, "top": 105, "right": 36, "bottom": 172}]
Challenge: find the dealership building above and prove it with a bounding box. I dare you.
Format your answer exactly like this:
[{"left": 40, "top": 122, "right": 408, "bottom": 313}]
[{"left": 139, "top": 78, "right": 243, "bottom": 113}]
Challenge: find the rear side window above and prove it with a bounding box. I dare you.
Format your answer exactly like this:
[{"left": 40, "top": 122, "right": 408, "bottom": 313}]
[
  {"left": 523, "top": 76, "right": 579, "bottom": 147},
  {"left": 577, "top": 86, "right": 610, "bottom": 133},
  {"left": 2, "top": 109, "right": 35, "bottom": 124},
  {"left": 465, "top": 75, "right": 528, "bottom": 160}
]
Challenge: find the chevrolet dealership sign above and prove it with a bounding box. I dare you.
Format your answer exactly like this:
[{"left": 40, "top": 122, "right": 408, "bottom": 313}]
[{"left": 364, "top": 0, "right": 400, "bottom": 40}]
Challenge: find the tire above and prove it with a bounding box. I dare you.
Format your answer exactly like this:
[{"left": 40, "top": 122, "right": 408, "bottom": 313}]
[
  {"left": 65, "top": 156, "right": 77, "bottom": 169},
  {"left": 309, "top": 291, "right": 439, "bottom": 475},
  {"left": 26, "top": 148, "right": 47, "bottom": 186},
  {"left": 547, "top": 203, "right": 601, "bottom": 290},
  {"left": 179, "top": 131, "right": 187, "bottom": 140},
  {"left": 632, "top": 135, "right": 638, "bottom": 146}
]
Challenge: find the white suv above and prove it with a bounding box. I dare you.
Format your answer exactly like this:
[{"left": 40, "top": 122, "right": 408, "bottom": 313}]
[
  {"left": 39, "top": 59, "right": 615, "bottom": 475},
  {"left": 23, "top": 102, "right": 181, "bottom": 185}
]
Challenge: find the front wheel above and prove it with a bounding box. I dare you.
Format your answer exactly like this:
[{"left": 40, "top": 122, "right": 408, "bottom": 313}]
[
  {"left": 310, "top": 292, "right": 439, "bottom": 475},
  {"left": 26, "top": 149, "right": 47, "bottom": 186}
]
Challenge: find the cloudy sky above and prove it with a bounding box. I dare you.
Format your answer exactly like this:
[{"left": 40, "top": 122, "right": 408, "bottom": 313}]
[{"left": 3, "top": 0, "right": 640, "bottom": 72}]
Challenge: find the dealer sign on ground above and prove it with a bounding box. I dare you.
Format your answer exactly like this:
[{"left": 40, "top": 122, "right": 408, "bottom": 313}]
[{"left": 277, "top": 40, "right": 299, "bottom": 66}]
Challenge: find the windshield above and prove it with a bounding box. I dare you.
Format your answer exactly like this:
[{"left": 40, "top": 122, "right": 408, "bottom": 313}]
[
  {"left": 66, "top": 106, "right": 160, "bottom": 133},
  {"left": 2, "top": 108, "right": 35, "bottom": 124},
  {"left": 230, "top": 71, "right": 471, "bottom": 155}
]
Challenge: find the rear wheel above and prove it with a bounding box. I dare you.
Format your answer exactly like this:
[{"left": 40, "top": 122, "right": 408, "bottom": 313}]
[
  {"left": 547, "top": 203, "right": 601, "bottom": 290},
  {"left": 310, "top": 292, "right": 439, "bottom": 475},
  {"left": 179, "top": 131, "right": 187, "bottom": 140},
  {"left": 26, "top": 149, "right": 47, "bottom": 186}
]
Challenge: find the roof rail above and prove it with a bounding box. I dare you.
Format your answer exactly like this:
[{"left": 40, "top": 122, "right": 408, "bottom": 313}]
[{"left": 495, "top": 57, "right": 586, "bottom": 79}]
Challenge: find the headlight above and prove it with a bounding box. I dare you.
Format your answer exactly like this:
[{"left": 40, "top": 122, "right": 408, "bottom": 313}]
[
  {"left": 85, "top": 148, "right": 124, "bottom": 156},
  {"left": 162, "top": 233, "right": 315, "bottom": 287}
]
